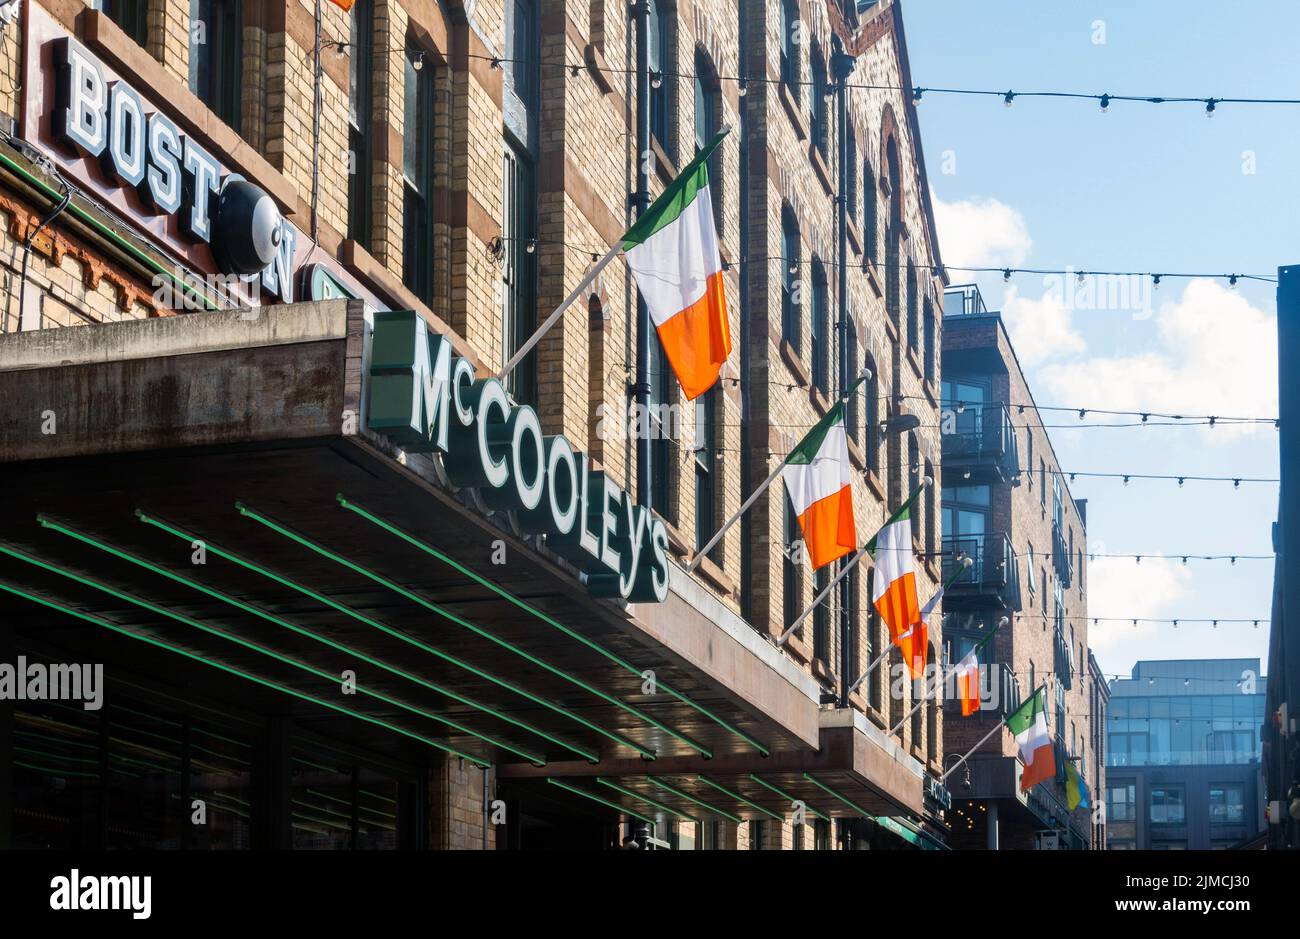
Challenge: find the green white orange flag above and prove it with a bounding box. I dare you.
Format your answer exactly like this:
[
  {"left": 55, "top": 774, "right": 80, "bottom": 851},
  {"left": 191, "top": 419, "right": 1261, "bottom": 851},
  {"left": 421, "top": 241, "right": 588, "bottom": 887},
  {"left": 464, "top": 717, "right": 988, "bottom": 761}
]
[
  {"left": 327, "top": 0, "right": 356, "bottom": 10},
  {"left": 1008, "top": 687, "right": 1056, "bottom": 792},
  {"left": 955, "top": 649, "right": 980, "bottom": 716},
  {"left": 781, "top": 401, "right": 856, "bottom": 570},
  {"left": 622, "top": 130, "right": 732, "bottom": 400},
  {"left": 867, "top": 483, "right": 926, "bottom": 664}
]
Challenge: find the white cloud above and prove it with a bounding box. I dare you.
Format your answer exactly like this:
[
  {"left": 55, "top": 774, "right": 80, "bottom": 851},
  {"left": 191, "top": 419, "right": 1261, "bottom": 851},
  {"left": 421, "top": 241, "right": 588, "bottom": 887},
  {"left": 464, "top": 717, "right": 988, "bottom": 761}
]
[
  {"left": 999, "top": 284, "right": 1086, "bottom": 366},
  {"left": 1037, "top": 279, "right": 1278, "bottom": 440},
  {"left": 931, "top": 193, "right": 1032, "bottom": 268},
  {"left": 1085, "top": 555, "right": 1193, "bottom": 663}
]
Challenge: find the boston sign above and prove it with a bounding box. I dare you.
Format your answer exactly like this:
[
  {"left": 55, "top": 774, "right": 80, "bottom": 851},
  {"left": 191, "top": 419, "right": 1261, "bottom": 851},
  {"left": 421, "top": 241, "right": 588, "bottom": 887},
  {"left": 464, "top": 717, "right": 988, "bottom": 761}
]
[
  {"left": 368, "top": 310, "right": 670, "bottom": 603},
  {"left": 23, "top": 5, "right": 297, "bottom": 303}
]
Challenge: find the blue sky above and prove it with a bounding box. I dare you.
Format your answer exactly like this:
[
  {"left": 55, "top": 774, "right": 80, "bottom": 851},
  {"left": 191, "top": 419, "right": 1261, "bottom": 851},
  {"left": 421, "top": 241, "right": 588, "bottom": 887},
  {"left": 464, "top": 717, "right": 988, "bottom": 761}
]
[{"left": 897, "top": 0, "right": 1296, "bottom": 678}]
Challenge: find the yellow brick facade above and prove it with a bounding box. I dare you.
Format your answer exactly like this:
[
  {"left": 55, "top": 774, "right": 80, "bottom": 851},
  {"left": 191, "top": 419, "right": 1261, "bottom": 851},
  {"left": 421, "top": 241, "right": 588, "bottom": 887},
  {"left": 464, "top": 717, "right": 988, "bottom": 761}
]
[{"left": 0, "top": 0, "right": 944, "bottom": 850}]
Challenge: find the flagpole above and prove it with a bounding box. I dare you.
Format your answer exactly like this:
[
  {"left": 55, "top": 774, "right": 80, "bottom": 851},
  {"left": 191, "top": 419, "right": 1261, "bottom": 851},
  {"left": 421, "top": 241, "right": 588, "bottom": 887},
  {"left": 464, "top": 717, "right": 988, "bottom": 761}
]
[
  {"left": 500, "top": 125, "right": 735, "bottom": 386},
  {"left": 940, "top": 683, "right": 1046, "bottom": 783},
  {"left": 497, "top": 243, "right": 622, "bottom": 381},
  {"left": 687, "top": 451, "right": 792, "bottom": 573},
  {"left": 776, "top": 543, "right": 867, "bottom": 645},
  {"left": 686, "top": 369, "right": 873, "bottom": 573},
  {"left": 887, "top": 612, "right": 1005, "bottom": 736}
]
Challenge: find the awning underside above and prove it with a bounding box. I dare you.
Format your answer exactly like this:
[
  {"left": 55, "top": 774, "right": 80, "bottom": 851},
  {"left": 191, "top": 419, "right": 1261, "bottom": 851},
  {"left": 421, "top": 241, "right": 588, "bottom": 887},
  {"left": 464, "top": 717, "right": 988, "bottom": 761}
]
[{"left": 0, "top": 442, "right": 810, "bottom": 770}]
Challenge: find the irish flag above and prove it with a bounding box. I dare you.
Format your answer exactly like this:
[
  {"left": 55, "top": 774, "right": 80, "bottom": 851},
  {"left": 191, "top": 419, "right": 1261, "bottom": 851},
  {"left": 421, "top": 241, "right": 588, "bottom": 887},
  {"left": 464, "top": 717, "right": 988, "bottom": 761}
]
[
  {"left": 955, "top": 649, "right": 980, "bottom": 716},
  {"left": 781, "top": 402, "right": 856, "bottom": 570},
  {"left": 1008, "top": 688, "right": 1056, "bottom": 792},
  {"left": 868, "top": 483, "right": 926, "bottom": 661},
  {"left": 623, "top": 130, "right": 732, "bottom": 400}
]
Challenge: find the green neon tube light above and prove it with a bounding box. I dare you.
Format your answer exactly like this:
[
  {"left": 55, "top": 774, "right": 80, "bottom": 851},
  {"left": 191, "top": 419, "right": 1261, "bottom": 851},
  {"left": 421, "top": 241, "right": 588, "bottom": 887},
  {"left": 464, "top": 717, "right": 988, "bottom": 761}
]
[
  {"left": 645, "top": 775, "right": 741, "bottom": 824},
  {"left": 23, "top": 523, "right": 544, "bottom": 765},
  {"left": 695, "top": 775, "right": 783, "bottom": 822},
  {"left": 545, "top": 778, "right": 655, "bottom": 826},
  {"left": 0, "top": 577, "right": 490, "bottom": 767},
  {"left": 136, "top": 510, "right": 629, "bottom": 762},
  {"left": 747, "top": 774, "right": 831, "bottom": 822},
  {"left": 337, "top": 494, "right": 771, "bottom": 757},
  {"left": 596, "top": 777, "right": 697, "bottom": 824},
  {"left": 801, "top": 773, "right": 871, "bottom": 817},
  {"left": 234, "top": 501, "right": 709, "bottom": 759},
  {"left": 14, "top": 745, "right": 100, "bottom": 767},
  {"left": 0, "top": 151, "right": 220, "bottom": 311},
  {"left": 14, "top": 760, "right": 101, "bottom": 780}
]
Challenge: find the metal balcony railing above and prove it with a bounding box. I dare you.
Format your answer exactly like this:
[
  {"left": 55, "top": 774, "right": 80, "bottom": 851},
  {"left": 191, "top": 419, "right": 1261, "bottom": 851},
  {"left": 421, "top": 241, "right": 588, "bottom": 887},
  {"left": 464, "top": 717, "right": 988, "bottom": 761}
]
[
  {"left": 943, "top": 283, "right": 988, "bottom": 317},
  {"left": 942, "top": 531, "right": 1022, "bottom": 611},
  {"left": 941, "top": 402, "right": 1019, "bottom": 479}
]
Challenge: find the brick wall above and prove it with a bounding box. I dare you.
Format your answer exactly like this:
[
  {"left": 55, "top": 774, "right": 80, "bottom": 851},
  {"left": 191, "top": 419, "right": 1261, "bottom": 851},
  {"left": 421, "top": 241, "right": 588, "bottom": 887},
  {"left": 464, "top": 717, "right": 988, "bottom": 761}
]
[{"left": 2, "top": 0, "right": 945, "bottom": 848}]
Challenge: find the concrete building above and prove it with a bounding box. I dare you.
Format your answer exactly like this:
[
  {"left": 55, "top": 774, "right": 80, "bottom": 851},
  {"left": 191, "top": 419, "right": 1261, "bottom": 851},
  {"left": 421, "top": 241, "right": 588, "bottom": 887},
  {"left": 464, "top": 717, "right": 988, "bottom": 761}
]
[
  {"left": 939, "top": 283, "right": 1100, "bottom": 850},
  {"left": 0, "top": 0, "right": 950, "bottom": 850},
  {"left": 1105, "top": 659, "right": 1266, "bottom": 850}
]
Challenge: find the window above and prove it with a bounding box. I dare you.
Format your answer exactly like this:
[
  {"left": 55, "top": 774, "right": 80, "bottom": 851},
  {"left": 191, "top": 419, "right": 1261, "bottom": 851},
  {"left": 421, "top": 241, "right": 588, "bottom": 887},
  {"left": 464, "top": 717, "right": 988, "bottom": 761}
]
[
  {"left": 847, "top": 566, "right": 860, "bottom": 685},
  {"left": 748, "top": 819, "right": 766, "bottom": 850},
  {"left": 845, "top": 132, "right": 858, "bottom": 230},
  {"left": 845, "top": 317, "right": 860, "bottom": 438},
  {"left": 812, "top": 567, "right": 830, "bottom": 663},
  {"left": 647, "top": 0, "right": 673, "bottom": 156},
  {"left": 694, "top": 389, "right": 717, "bottom": 554},
  {"left": 813, "top": 817, "right": 831, "bottom": 850},
  {"left": 779, "top": 0, "right": 800, "bottom": 105},
  {"left": 1150, "top": 786, "right": 1186, "bottom": 824},
  {"left": 402, "top": 45, "right": 436, "bottom": 304},
  {"left": 811, "top": 259, "right": 829, "bottom": 393},
  {"left": 863, "top": 159, "right": 877, "bottom": 261},
  {"left": 501, "top": 140, "right": 537, "bottom": 403},
  {"left": 926, "top": 642, "right": 938, "bottom": 763},
  {"left": 793, "top": 823, "right": 804, "bottom": 850},
  {"left": 347, "top": 2, "right": 375, "bottom": 248},
  {"left": 694, "top": 54, "right": 723, "bottom": 224},
  {"left": 1152, "top": 840, "right": 1187, "bottom": 850},
  {"left": 865, "top": 354, "right": 880, "bottom": 474},
  {"left": 649, "top": 338, "right": 674, "bottom": 517},
  {"left": 867, "top": 570, "right": 882, "bottom": 709},
  {"left": 1209, "top": 784, "right": 1245, "bottom": 825},
  {"left": 1025, "top": 428, "right": 1033, "bottom": 489},
  {"left": 100, "top": 0, "right": 148, "bottom": 46},
  {"left": 506, "top": 0, "right": 538, "bottom": 113},
  {"left": 923, "top": 296, "right": 935, "bottom": 382},
  {"left": 810, "top": 44, "right": 828, "bottom": 159},
  {"left": 783, "top": 496, "right": 803, "bottom": 632},
  {"left": 1040, "top": 457, "right": 1047, "bottom": 508},
  {"left": 781, "top": 209, "right": 801, "bottom": 352},
  {"left": 923, "top": 459, "right": 935, "bottom": 557},
  {"left": 189, "top": 0, "right": 242, "bottom": 128},
  {"left": 905, "top": 259, "right": 918, "bottom": 350}
]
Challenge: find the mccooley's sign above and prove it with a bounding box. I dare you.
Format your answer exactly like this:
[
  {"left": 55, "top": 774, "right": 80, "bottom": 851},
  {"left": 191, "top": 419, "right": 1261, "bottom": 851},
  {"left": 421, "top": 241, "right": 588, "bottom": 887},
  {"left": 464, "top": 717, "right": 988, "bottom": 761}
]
[{"left": 367, "top": 311, "right": 670, "bottom": 604}]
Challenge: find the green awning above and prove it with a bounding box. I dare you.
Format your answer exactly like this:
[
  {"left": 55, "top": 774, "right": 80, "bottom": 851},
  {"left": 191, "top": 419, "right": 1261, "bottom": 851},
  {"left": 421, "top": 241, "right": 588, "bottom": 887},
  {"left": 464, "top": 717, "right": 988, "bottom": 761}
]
[{"left": 875, "top": 816, "right": 948, "bottom": 851}]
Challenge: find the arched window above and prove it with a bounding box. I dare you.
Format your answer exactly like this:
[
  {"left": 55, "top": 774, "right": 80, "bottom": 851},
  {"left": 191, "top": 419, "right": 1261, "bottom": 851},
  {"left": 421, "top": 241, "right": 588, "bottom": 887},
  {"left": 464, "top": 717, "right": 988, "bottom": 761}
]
[
  {"left": 694, "top": 51, "right": 723, "bottom": 221},
  {"left": 865, "top": 352, "right": 880, "bottom": 474},
  {"left": 884, "top": 139, "right": 902, "bottom": 332},
  {"left": 779, "top": 0, "right": 800, "bottom": 105},
  {"left": 784, "top": 496, "right": 803, "bottom": 636},
  {"left": 781, "top": 207, "right": 801, "bottom": 352},
  {"left": 811, "top": 44, "right": 829, "bottom": 159},
  {"left": 924, "top": 458, "right": 935, "bottom": 557},
  {"left": 846, "top": 131, "right": 858, "bottom": 231},
  {"left": 647, "top": 0, "right": 674, "bottom": 157},
  {"left": 906, "top": 258, "right": 918, "bottom": 351},
  {"left": 923, "top": 295, "right": 936, "bottom": 382},
  {"left": 867, "top": 570, "right": 883, "bottom": 710},
  {"left": 845, "top": 316, "right": 860, "bottom": 437},
  {"left": 863, "top": 159, "right": 878, "bottom": 262},
  {"left": 811, "top": 258, "right": 829, "bottom": 393},
  {"left": 926, "top": 641, "right": 938, "bottom": 763}
]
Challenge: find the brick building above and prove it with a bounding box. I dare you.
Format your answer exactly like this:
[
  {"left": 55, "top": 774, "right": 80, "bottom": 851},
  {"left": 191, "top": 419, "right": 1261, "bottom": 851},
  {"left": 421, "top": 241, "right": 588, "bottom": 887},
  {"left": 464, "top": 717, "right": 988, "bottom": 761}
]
[
  {"left": 0, "top": 0, "right": 947, "bottom": 850},
  {"left": 940, "top": 283, "right": 1101, "bottom": 849}
]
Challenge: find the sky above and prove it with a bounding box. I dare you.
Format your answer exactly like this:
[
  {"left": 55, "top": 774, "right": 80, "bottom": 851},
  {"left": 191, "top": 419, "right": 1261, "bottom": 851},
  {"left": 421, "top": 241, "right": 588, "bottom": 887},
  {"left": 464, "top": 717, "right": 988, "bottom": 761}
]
[{"left": 895, "top": 0, "right": 1297, "bottom": 679}]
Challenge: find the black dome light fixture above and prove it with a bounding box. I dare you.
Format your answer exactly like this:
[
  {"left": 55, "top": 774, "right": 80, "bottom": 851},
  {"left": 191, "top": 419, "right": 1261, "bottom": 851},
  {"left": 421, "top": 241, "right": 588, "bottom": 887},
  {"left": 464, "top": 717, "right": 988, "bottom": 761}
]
[{"left": 212, "top": 176, "right": 282, "bottom": 276}]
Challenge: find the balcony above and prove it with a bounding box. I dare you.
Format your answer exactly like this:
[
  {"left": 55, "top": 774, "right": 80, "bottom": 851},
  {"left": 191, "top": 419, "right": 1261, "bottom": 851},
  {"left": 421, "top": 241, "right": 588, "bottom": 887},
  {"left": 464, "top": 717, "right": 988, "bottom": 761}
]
[
  {"left": 941, "top": 532, "right": 1022, "bottom": 611},
  {"left": 941, "top": 402, "right": 1019, "bottom": 482},
  {"left": 943, "top": 283, "right": 988, "bottom": 317},
  {"left": 1051, "top": 523, "right": 1073, "bottom": 588}
]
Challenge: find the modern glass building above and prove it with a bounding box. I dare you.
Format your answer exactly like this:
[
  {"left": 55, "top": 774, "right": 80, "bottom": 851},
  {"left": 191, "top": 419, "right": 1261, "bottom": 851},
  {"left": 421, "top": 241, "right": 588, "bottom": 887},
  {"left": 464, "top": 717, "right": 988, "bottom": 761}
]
[{"left": 1105, "top": 659, "right": 1266, "bottom": 850}]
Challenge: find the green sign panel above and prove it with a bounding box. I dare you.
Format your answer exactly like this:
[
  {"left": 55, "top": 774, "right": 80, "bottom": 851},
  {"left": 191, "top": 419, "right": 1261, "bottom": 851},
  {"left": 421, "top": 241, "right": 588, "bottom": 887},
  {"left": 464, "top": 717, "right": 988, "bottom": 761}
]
[{"left": 366, "top": 310, "right": 669, "bottom": 603}]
